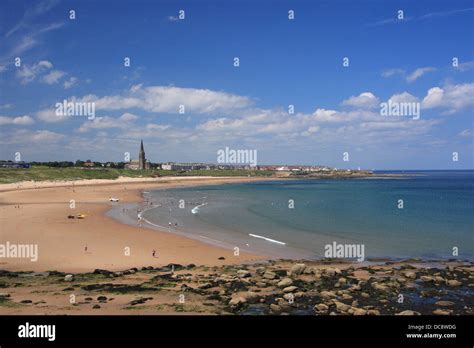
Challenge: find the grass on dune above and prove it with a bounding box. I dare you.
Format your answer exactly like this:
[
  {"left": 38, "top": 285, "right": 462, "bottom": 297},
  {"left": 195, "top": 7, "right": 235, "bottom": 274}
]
[{"left": 0, "top": 166, "right": 274, "bottom": 184}]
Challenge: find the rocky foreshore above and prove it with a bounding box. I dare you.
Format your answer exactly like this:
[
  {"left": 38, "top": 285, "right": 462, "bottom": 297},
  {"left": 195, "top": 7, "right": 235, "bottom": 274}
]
[{"left": 0, "top": 259, "right": 472, "bottom": 315}]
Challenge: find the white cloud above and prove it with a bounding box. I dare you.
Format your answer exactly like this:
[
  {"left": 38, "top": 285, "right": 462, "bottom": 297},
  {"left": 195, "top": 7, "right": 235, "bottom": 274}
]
[
  {"left": 36, "top": 108, "right": 69, "bottom": 123},
  {"left": 76, "top": 113, "right": 139, "bottom": 132},
  {"left": 312, "top": 108, "right": 376, "bottom": 123},
  {"left": 422, "top": 83, "right": 474, "bottom": 113},
  {"left": 388, "top": 92, "right": 419, "bottom": 104},
  {"left": 63, "top": 76, "right": 78, "bottom": 89},
  {"left": 382, "top": 67, "right": 436, "bottom": 83},
  {"left": 454, "top": 60, "right": 474, "bottom": 72},
  {"left": 421, "top": 87, "right": 444, "bottom": 108},
  {"left": 301, "top": 126, "right": 320, "bottom": 137},
  {"left": 16, "top": 60, "right": 53, "bottom": 84},
  {"left": 119, "top": 112, "right": 139, "bottom": 122},
  {"left": 24, "top": 84, "right": 452, "bottom": 160},
  {"left": 6, "top": 0, "right": 61, "bottom": 37},
  {"left": 381, "top": 69, "right": 405, "bottom": 78},
  {"left": 42, "top": 70, "right": 65, "bottom": 84},
  {"left": 31, "top": 130, "right": 64, "bottom": 142},
  {"left": 146, "top": 124, "right": 171, "bottom": 131},
  {"left": 342, "top": 92, "right": 380, "bottom": 109},
  {"left": 0, "top": 129, "right": 64, "bottom": 145},
  {"left": 406, "top": 67, "right": 436, "bottom": 82},
  {"left": 459, "top": 129, "right": 474, "bottom": 137},
  {"left": 77, "top": 85, "right": 252, "bottom": 114},
  {"left": 0, "top": 115, "right": 34, "bottom": 125}
]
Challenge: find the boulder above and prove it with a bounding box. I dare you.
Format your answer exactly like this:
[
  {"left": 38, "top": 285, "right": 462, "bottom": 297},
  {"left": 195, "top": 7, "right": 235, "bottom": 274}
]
[
  {"left": 270, "top": 303, "right": 282, "bottom": 313},
  {"left": 282, "top": 286, "right": 298, "bottom": 293},
  {"left": 236, "top": 270, "right": 251, "bottom": 278},
  {"left": 351, "top": 307, "right": 367, "bottom": 315},
  {"left": 242, "top": 291, "right": 260, "bottom": 304},
  {"left": 341, "top": 293, "right": 353, "bottom": 300},
  {"left": 197, "top": 283, "right": 213, "bottom": 290},
  {"left": 277, "top": 278, "right": 293, "bottom": 288},
  {"left": 367, "top": 309, "right": 380, "bottom": 315},
  {"left": 334, "top": 301, "right": 351, "bottom": 312},
  {"left": 320, "top": 290, "right": 337, "bottom": 299},
  {"left": 447, "top": 280, "right": 462, "bottom": 286},
  {"left": 263, "top": 271, "right": 277, "bottom": 280},
  {"left": 435, "top": 300, "right": 454, "bottom": 307},
  {"left": 314, "top": 303, "right": 329, "bottom": 313},
  {"left": 402, "top": 271, "right": 417, "bottom": 279},
  {"left": 94, "top": 269, "right": 113, "bottom": 276},
  {"left": 433, "top": 309, "right": 453, "bottom": 315},
  {"left": 229, "top": 296, "right": 247, "bottom": 307},
  {"left": 371, "top": 282, "right": 389, "bottom": 292},
  {"left": 279, "top": 301, "right": 293, "bottom": 312},
  {"left": 396, "top": 310, "right": 421, "bottom": 316},
  {"left": 289, "top": 263, "right": 306, "bottom": 276}
]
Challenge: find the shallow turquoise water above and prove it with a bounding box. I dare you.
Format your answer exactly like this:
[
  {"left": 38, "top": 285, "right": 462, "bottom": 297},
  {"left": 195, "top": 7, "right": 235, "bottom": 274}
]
[{"left": 142, "top": 171, "right": 473, "bottom": 260}]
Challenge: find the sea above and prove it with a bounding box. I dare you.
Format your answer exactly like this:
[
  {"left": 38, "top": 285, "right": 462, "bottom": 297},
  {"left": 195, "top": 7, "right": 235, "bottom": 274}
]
[{"left": 107, "top": 170, "right": 474, "bottom": 261}]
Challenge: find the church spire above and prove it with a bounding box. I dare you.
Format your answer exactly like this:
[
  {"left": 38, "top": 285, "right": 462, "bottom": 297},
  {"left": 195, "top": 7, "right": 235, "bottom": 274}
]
[{"left": 138, "top": 139, "right": 146, "bottom": 170}]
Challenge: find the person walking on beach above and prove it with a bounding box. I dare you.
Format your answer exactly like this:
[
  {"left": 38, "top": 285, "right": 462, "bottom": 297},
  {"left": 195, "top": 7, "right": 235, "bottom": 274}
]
[{"left": 152, "top": 249, "right": 156, "bottom": 257}]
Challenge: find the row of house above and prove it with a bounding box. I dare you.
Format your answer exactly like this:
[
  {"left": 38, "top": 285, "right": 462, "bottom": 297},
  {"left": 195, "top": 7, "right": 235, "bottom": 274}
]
[
  {"left": 0, "top": 161, "right": 31, "bottom": 169},
  {"left": 257, "top": 165, "right": 333, "bottom": 172}
]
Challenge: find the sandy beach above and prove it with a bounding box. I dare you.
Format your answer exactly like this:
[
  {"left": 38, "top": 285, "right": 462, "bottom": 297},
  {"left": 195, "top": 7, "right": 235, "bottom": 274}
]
[
  {"left": 0, "top": 176, "right": 268, "bottom": 273},
  {"left": 1, "top": 176, "right": 472, "bottom": 316}
]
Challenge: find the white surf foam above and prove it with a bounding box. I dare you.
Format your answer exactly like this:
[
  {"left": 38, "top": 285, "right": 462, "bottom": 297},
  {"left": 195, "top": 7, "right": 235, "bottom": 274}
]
[
  {"left": 191, "top": 202, "right": 208, "bottom": 214},
  {"left": 249, "top": 233, "right": 286, "bottom": 245}
]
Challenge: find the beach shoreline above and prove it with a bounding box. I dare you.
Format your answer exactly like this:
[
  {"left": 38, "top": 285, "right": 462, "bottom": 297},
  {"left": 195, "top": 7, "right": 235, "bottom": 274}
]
[
  {"left": 0, "top": 176, "right": 472, "bottom": 316},
  {"left": 0, "top": 176, "right": 276, "bottom": 273}
]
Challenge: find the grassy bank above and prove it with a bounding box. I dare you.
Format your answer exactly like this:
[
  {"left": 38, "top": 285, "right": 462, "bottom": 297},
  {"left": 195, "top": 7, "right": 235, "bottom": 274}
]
[{"left": 0, "top": 166, "right": 274, "bottom": 184}]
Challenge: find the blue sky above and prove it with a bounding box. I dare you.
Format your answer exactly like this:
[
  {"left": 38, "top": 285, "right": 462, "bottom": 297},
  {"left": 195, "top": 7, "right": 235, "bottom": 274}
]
[{"left": 0, "top": 0, "right": 473, "bottom": 169}]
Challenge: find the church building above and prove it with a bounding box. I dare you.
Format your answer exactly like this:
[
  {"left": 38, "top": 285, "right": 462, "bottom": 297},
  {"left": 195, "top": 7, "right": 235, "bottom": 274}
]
[{"left": 125, "top": 140, "right": 151, "bottom": 170}]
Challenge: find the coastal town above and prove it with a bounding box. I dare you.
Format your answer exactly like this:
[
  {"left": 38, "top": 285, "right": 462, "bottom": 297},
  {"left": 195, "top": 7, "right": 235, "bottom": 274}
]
[{"left": 0, "top": 140, "right": 372, "bottom": 180}]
